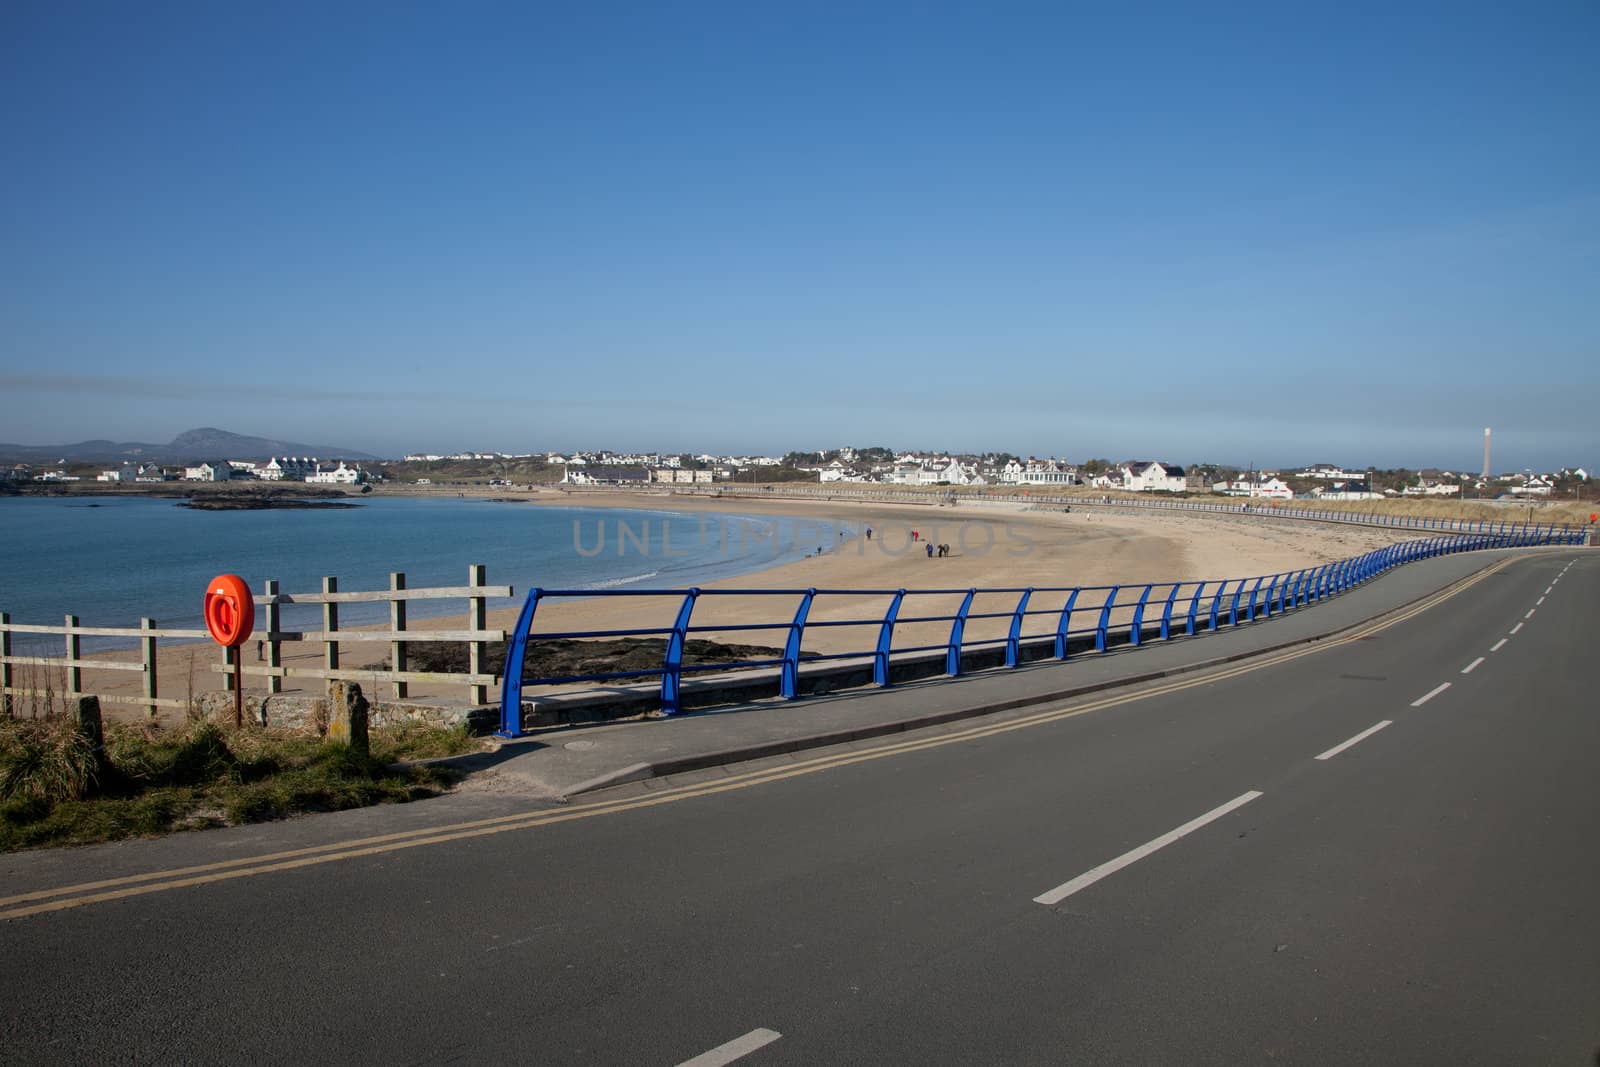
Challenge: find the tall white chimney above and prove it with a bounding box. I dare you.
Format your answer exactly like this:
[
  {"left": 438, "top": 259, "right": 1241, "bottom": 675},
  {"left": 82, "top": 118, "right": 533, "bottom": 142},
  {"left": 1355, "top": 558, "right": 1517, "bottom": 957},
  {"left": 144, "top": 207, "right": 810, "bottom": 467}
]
[{"left": 1483, "top": 427, "right": 1491, "bottom": 479}]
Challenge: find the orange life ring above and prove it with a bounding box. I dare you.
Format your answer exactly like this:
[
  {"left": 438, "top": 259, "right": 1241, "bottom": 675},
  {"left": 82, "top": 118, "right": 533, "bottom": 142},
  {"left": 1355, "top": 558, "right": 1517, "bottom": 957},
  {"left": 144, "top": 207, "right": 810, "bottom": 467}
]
[{"left": 204, "top": 573, "right": 255, "bottom": 647}]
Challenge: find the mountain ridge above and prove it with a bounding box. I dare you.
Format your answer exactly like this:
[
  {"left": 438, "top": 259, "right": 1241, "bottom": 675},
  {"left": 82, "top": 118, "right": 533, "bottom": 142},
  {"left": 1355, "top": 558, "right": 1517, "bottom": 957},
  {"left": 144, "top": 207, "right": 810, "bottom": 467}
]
[{"left": 0, "top": 427, "right": 382, "bottom": 464}]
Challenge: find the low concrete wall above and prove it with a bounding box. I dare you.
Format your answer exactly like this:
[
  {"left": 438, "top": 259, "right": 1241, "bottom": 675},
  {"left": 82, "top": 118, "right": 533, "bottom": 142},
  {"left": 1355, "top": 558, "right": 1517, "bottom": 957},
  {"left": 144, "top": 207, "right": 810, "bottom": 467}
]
[{"left": 188, "top": 689, "right": 498, "bottom": 734}]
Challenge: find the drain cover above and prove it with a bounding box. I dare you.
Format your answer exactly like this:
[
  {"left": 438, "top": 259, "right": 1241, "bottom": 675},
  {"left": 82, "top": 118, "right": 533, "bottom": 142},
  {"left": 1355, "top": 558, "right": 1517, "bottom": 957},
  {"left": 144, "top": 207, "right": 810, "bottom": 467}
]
[{"left": 563, "top": 740, "right": 596, "bottom": 751}]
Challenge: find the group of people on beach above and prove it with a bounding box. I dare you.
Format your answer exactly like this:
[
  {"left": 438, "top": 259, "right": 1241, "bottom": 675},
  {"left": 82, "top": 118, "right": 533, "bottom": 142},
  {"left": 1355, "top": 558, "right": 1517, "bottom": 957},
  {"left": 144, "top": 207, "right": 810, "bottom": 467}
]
[{"left": 906, "top": 528, "right": 950, "bottom": 558}]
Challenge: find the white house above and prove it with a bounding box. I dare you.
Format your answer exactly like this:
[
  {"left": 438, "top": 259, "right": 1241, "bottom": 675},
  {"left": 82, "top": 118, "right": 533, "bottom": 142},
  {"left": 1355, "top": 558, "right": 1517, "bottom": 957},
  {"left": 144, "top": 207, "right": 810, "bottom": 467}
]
[
  {"left": 305, "top": 462, "right": 365, "bottom": 485},
  {"left": 1298, "top": 464, "right": 1363, "bottom": 481},
  {"left": 1212, "top": 476, "right": 1294, "bottom": 499},
  {"left": 1508, "top": 476, "right": 1554, "bottom": 497},
  {"left": 260, "top": 456, "right": 317, "bottom": 481},
  {"left": 1122, "top": 461, "right": 1187, "bottom": 493},
  {"left": 1313, "top": 480, "right": 1381, "bottom": 501},
  {"left": 999, "top": 458, "right": 1077, "bottom": 486},
  {"left": 96, "top": 465, "right": 137, "bottom": 483},
  {"left": 184, "top": 462, "right": 231, "bottom": 482},
  {"left": 1402, "top": 479, "right": 1461, "bottom": 497}
]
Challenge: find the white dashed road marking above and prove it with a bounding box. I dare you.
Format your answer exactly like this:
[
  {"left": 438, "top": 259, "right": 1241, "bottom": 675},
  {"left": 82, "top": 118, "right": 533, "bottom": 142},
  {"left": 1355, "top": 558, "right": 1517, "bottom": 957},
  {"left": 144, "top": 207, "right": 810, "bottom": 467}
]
[
  {"left": 1411, "top": 683, "right": 1451, "bottom": 707},
  {"left": 1035, "top": 792, "right": 1264, "bottom": 905},
  {"left": 1490, "top": 638, "right": 1508, "bottom": 652},
  {"left": 1315, "top": 721, "right": 1393, "bottom": 761},
  {"left": 1461, "top": 657, "right": 1485, "bottom": 675},
  {"left": 677, "top": 1029, "right": 783, "bottom": 1067}
]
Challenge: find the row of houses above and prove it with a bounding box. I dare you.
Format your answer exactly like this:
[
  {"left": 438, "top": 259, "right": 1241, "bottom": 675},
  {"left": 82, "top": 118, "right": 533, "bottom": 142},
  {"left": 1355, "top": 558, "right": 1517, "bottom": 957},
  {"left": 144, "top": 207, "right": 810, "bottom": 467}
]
[{"left": 78, "top": 458, "right": 368, "bottom": 485}]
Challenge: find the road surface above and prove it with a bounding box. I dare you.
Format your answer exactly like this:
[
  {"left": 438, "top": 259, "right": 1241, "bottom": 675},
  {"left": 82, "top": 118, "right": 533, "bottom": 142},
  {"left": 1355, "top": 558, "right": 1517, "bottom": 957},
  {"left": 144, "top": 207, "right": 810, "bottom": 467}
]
[{"left": 2, "top": 551, "right": 1595, "bottom": 1064}]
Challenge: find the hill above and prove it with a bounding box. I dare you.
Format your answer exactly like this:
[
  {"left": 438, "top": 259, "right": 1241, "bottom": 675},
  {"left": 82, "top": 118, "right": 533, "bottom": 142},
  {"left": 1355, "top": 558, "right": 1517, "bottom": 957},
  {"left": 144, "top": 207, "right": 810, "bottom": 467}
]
[{"left": 0, "top": 427, "right": 382, "bottom": 464}]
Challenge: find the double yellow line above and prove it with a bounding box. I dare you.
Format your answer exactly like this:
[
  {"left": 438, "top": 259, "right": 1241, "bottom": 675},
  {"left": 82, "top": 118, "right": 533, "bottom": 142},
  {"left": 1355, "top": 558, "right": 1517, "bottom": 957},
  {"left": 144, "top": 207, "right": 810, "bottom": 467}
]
[{"left": 0, "top": 555, "right": 1518, "bottom": 922}]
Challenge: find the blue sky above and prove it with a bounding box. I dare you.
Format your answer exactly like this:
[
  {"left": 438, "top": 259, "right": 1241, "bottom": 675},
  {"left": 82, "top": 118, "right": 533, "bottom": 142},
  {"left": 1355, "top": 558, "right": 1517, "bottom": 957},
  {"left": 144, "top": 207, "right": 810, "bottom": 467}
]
[{"left": 3, "top": 1, "right": 1596, "bottom": 471}]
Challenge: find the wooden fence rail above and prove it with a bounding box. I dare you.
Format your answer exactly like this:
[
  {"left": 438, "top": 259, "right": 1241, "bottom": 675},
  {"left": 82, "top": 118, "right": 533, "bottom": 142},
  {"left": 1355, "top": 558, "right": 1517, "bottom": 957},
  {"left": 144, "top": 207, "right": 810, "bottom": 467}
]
[{"left": 1, "top": 565, "right": 513, "bottom": 718}]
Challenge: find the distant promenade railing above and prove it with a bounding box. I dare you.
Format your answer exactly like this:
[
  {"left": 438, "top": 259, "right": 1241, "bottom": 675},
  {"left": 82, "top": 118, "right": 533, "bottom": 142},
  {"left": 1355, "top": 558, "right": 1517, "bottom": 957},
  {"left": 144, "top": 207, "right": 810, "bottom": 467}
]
[
  {"left": 497, "top": 527, "right": 1585, "bottom": 737},
  {"left": 562, "top": 482, "right": 1586, "bottom": 539},
  {"left": 1, "top": 566, "right": 511, "bottom": 719}
]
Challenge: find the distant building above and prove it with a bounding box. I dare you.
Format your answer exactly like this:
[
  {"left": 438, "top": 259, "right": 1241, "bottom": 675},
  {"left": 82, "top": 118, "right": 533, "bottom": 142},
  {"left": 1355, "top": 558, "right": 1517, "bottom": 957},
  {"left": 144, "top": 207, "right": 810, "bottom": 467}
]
[
  {"left": 1001, "top": 458, "right": 1077, "bottom": 486},
  {"left": 1212, "top": 477, "right": 1294, "bottom": 499},
  {"left": 305, "top": 462, "right": 364, "bottom": 485},
  {"left": 650, "top": 468, "right": 715, "bottom": 484},
  {"left": 183, "top": 462, "right": 232, "bottom": 482},
  {"left": 135, "top": 464, "right": 172, "bottom": 483},
  {"left": 1312, "top": 480, "right": 1381, "bottom": 501},
  {"left": 1122, "top": 461, "right": 1187, "bottom": 493},
  {"left": 96, "top": 465, "right": 137, "bottom": 483},
  {"left": 260, "top": 457, "right": 317, "bottom": 481}
]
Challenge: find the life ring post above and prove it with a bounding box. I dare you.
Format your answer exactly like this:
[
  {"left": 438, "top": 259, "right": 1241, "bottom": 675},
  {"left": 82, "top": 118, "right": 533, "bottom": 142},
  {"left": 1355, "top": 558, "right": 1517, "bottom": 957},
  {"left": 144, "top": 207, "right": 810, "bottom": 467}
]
[{"left": 203, "top": 575, "right": 255, "bottom": 728}]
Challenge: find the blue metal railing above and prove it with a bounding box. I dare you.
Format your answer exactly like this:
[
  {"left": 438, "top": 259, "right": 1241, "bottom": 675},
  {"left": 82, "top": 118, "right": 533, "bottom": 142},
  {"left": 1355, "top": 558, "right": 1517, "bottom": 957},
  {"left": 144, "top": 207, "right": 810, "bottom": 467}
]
[{"left": 496, "top": 527, "right": 1584, "bottom": 736}]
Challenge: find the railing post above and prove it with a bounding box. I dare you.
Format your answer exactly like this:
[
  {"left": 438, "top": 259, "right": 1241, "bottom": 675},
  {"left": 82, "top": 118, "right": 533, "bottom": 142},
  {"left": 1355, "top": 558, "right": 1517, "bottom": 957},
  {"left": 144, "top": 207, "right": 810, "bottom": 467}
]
[
  {"left": 1128, "top": 585, "right": 1153, "bottom": 646},
  {"left": 65, "top": 614, "right": 81, "bottom": 696},
  {"left": 1185, "top": 582, "right": 1206, "bottom": 635},
  {"left": 1054, "top": 589, "right": 1081, "bottom": 659},
  {"left": 322, "top": 576, "right": 339, "bottom": 674},
  {"left": 1095, "top": 586, "right": 1120, "bottom": 652},
  {"left": 497, "top": 589, "right": 542, "bottom": 738},
  {"left": 141, "top": 617, "right": 158, "bottom": 719},
  {"left": 874, "top": 590, "right": 905, "bottom": 686},
  {"left": 1245, "top": 576, "right": 1266, "bottom": 621},
  {"left": 1228, "top": 583, "right": 1245, "bottom": 626},
  {"left": 661, "top": 588, "right": 700, "bottom": 716},
  {"left": 0, "top": 612, "right": 11, "bottom": 717},
  {"left": 391, "top": 572, "right": 408, "bottom": 700},
  {"left": 1159, "top": 584, "right": 1181, "bottom": 640},
  {"left": 780, "top": 589, "right": 816, "bottom": 698},
  {"left": 945, "top": 590, "right": 978, "bottom": 676},
  {"left": 264, "top": 579, "right": 283, "bottom": 695},
  {"left": 1209, "top": 581, "right": 1229, "bottom": 630},
  {"left": 1004, "top": 588, "right": 1033, "bottom": 668}
]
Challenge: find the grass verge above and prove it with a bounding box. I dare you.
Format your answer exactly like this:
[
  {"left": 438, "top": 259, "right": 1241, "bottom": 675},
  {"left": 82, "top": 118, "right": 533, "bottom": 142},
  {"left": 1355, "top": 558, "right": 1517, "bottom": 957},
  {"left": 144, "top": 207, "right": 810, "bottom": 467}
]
[{"left": 0, "top": 717, "right": 484, "bottom": 852}]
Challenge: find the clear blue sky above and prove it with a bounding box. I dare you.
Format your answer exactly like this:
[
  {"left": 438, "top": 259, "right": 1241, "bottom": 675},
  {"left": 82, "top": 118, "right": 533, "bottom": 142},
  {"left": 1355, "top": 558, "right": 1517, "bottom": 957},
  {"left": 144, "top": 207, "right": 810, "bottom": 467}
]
[{"left": 3, "top": 1, "right": 1596, "bottom": 471}]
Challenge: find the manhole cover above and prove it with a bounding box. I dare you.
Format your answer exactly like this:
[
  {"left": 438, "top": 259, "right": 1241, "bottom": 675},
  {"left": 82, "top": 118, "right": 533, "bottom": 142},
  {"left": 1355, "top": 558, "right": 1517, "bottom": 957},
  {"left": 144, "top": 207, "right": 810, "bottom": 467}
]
[{"left": 564, "top": 740, "right": 596, "bottom": 751}]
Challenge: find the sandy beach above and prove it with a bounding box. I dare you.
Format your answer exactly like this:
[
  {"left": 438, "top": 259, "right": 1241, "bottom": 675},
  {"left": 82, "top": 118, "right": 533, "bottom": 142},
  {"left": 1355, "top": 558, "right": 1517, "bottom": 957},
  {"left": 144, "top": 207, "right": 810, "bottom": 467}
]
[{"left": 45, "top": 488, "right": 1426, "bottom": 724}]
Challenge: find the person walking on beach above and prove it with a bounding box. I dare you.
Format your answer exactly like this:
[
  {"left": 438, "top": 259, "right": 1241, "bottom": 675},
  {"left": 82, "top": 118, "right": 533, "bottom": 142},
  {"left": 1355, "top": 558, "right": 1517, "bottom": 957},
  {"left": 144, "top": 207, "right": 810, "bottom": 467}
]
[
  {"left": 926, "top": 542, "right": 934, "bottom": 558},
  {"left": 866, "top": 526, "right": 872, "bottom": 541}
]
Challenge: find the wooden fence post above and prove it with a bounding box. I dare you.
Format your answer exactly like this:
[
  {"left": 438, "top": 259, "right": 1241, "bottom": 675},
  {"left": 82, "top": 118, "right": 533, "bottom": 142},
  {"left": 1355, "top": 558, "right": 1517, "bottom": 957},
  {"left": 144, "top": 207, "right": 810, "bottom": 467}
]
[
  {"left": 264, "top": 579, "right": 282, "bottom": 695},
  {"left": 66, "top": 614, "right": 81, "bottom": 696},
  {"left": 222, "top": 643, "right": 236, "bottom": 707},
  {"left": 468, "top": 564, "right": 487, "bottom": 705},
  {"left": 141, "top": 617, "right": 158, "bottom": 719},
  {"left": 323, "top": 576, "right": 339, "bottom": 674},
  {"left": 1, "top": 612, "right": 11, "bottom": 717},
  {"left": 391, "top": 572, "right": 408, "bottom": 700}
]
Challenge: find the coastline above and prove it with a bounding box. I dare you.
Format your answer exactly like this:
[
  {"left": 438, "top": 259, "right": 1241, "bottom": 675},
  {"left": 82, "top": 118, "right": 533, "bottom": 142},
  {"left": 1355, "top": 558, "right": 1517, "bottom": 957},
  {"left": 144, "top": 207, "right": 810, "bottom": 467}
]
[{"left": 38, "top": 488, "right": 1427, "bottom": 723}]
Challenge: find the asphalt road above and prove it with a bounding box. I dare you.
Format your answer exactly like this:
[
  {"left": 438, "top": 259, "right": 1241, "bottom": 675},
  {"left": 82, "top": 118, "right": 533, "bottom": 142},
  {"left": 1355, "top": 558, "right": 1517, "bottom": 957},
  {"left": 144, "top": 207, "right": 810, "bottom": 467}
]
[{"left": 2, "top": 551, "right": 1595, "bottom": 1065}]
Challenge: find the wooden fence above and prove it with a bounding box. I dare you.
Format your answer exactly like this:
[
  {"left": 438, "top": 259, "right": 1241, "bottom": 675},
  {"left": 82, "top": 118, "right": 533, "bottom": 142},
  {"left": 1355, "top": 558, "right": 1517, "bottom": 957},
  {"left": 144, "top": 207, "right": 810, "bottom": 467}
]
[{"left": 0, "top": 566, "right": 512, "bottom": 718}]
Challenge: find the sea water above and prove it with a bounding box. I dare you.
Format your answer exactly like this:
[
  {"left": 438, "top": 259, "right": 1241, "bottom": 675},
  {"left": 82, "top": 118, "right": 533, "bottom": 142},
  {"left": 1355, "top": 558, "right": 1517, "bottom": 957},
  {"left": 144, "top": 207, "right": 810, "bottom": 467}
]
[{"left": 0, "top": 496, "right": 853, "bottom": 650}]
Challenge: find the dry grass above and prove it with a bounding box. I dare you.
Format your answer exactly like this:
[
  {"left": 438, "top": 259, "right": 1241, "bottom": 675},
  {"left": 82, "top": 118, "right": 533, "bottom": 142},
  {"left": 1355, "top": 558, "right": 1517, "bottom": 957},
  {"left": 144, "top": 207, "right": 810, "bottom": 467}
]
[{"left": 0, "top": 717, "right": 483, "bottom": 851}]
